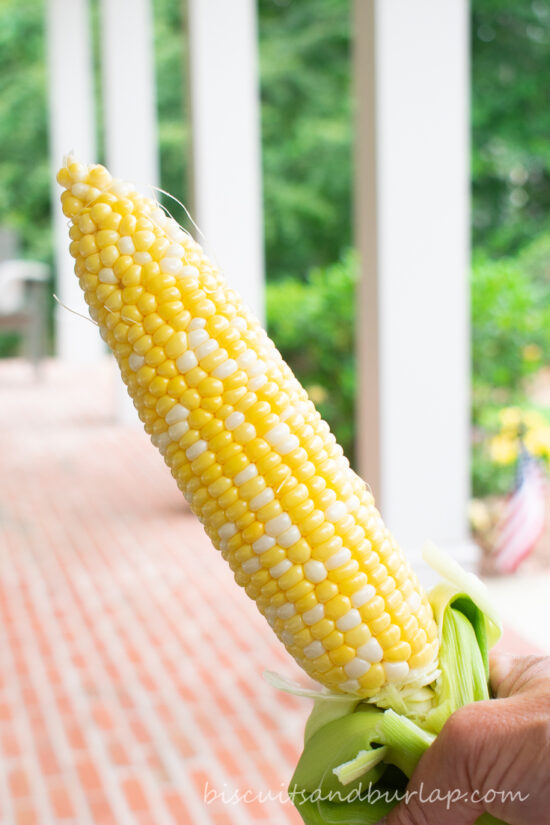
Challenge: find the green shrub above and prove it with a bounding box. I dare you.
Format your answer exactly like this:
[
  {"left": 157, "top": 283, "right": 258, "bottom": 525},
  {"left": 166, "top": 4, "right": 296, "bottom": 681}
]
[{"left": 267, "top": 250, "right": 357, "bottom": 462}]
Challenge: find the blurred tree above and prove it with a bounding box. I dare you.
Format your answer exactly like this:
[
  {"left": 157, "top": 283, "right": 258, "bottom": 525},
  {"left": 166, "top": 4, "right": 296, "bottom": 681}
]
[{"left": 472, "top": 0, "right": 550, "bottom": 255}]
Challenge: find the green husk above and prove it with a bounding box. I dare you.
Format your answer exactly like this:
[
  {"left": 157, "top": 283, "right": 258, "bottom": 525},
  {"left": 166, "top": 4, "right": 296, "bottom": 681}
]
[{"left": 287, "top": 549, "right": 510, "bottom": 825}]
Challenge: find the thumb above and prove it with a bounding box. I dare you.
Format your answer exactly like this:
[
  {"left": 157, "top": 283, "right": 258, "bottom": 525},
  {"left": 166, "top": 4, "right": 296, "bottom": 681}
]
[
  {"left": 490, "top": 651, "right": 550, "bottom": 698},
  {"left": 489, "top": 651, "right": 519, "bottom": 696}
]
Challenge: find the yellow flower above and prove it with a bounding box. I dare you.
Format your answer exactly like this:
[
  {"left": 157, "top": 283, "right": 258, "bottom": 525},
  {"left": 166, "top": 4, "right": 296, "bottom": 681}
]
[
  {"left": 489, "top": 434, "right": 518, "bottom": 466},
  {"left": 522, "top": 344, "right": 542, "bottom": 362},
  {"left": 497, "top": 406, "right": 522, "bottom": 434},
  {"left": 523, "top": 410, "right": 545, "bottom": 430},
  {"left": 524, "top": 426, "right": 550, "bottom": 460}
]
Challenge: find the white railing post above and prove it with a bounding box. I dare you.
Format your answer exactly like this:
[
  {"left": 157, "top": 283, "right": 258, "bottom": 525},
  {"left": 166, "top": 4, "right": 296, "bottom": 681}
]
[
  {"left": 99, "top": 0, "right": 159, "bottom": 421},
  {"left": 354, "top": 0, "right": 471, "bottom": 563},
  {"left": 187, "top": 0, "right": 265, "bottom": 321},
  {"left": 46, "top": 0, "right": 103, "bottom": 362}
]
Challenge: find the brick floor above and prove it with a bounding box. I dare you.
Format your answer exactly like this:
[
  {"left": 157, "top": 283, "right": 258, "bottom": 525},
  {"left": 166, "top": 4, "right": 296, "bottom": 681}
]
[{"left": 0, "top": 359, "right": 308, "bottom": 825}]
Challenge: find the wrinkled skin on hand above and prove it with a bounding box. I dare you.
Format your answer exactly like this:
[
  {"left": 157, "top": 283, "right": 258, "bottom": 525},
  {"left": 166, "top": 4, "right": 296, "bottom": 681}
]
[{"left": 387, "top": 654, "right": 550, "bottom": 825}]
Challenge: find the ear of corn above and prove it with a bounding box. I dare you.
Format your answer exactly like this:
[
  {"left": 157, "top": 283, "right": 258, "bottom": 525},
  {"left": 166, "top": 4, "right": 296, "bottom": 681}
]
[{"left": 57, "top": 157, "right": 439, "bottom": 700}]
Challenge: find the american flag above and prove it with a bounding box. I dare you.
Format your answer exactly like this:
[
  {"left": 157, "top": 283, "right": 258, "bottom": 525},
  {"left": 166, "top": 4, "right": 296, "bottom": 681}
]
[{"left": 493, "top": 445, "right": 548, "bottom": 574}]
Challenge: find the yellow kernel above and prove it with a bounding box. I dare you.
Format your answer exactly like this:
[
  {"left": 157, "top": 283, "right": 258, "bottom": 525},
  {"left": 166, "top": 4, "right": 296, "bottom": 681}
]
[
  {"left": 145, "top": 346, "right": 165, "bottom": 367},
  {"left": 122, "top": 286, "right": 143, "bottom": 305},
  {"left": 358, "top": 663, "right": 385, "bottom": 691},
  {"left": 85, "top": 253, "right": 101, "bottom": 273},
  {"left": 134, "top": 230, "right": 156, "bottom": 251},
  {"left": 96, "top": 229, "right": 119, "bottom": 249},
  {"left": 121, "top": 305, "right": 142, "bottom": 325},
  {"left": 136, "top": 365, "right": 155, "bottom": 387},
  {"left": 150, "top": 238, "right": 170, "bottom": 260},
  {"left": 104, "top": 291, "right": 122, "bottom": 312},
  {"left": 133, "top": 334, "right": 153, "bottom": 355},
  {"left": 201, "top": 419, "right": 224, "bottom": 440},
  {"left": 164, "top": 332, "right": 187, "bottom": 360},
  {"left": 144, "top": 314, "right": 165, "bottom": 335},
  {"left": 328, "top": 646, "right": 355, "bottom": 667},
  {"left": 158, "top": 360, "right": 177, "bottom": 378},
  {"left": 61, "top": 194, "right": 83, "bottom": 217},
  {"left": 68, "top": 224, "right": 83, "bottom": 241},
  {"left": 127, "top": 323, "right": 145, "bottom": 344},
  {"left": 152, "top": 325, "right": 173, "bottom": 346},
  {"left": 344, "top": 624, "right": 372, "bottom": 649},
  {"left": 360, "top": 596, "right": 386, "bottom": 622},
  {"left": 90, "top": 202, "right": 113, "bottom": 226},
  {"left": 113, "top": 197, "right": 134, "bottom": 216},
  {"left": 287, "top": 540, "right": 311, "bottom": 565},
  {"left": 199, "top": 377, "right": 224, "bottom": 398},
  {"left": 322, "top": 631, "right": 344, "bottom": 651},
  {"left": 137, "top": 293, "right": 157, "bottom": 315},
  {"left": 69, "top": 241, "right": 80, "bottom": 258},
  {"left": 383, "top": 641, "right": 412, "bottom": 662},
  {"left": 79, "top": 235, "right": 97, "bottom": 257},
  {"left": 96, "top": 283, "right": 116, "bottom": 303},
  {"left": 222, "top": 453, "right": 248, "bottom": 478},
  {"left": 330, "top": 561, "right": 360, "bottom": 583},
  {"left": 324, "top": 596, "right": 351, "bottom": 621},
  {"left": 314, "top": 580, "right": 338, "bottom": 603},
  {"left": 100, "top": 245, "right": 119, "bottom": 267},
  {"left": 119, "top": 214, "right": 137, "bottom": 235},
  {"left": 339, "top": 573, "right": 369, "bottom": 596},
  {"left": 256, "top": 500, "right": 282, "bottom": 524},
  {"left": 78, "top": 213, "right": 96, "bottom": 234},
  {"left": 121, "top": 265, "right": 142, "bottom": 286},
  {"left": 181, "top": 388, "right": 201, "bottom": 410},
  {"left": 377, "top": 625, "right": 401, "bottom": 650},
  {"left": 310, "top": 619, "right": 334, "bottom": 640},
  {"left": 113, "top": 255, "right": 133, "bottom": 276}
]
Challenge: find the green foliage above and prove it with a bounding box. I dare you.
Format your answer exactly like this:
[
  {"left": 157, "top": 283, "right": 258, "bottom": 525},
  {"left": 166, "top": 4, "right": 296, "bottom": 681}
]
[
  {"left": 471, "top": 252, "right": 549, "bottom": 396},
  {"left": 267, "top": 250, "right": 357, "bottom": 462},
  {"left": 472, "top": 0, "right": 550, "bottom": 255},
  {"left": 259, "top": 0, "right": 351, "bottom": 280}
]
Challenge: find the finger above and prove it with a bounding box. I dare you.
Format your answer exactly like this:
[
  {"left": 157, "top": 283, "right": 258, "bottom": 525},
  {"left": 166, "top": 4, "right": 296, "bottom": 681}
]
[{"left": 489, "top": 652, "right": 519, "bottom": 697}]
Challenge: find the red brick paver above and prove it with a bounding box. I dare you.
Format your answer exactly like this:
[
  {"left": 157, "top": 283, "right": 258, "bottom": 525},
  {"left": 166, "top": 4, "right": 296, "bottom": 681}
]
[{"left": 0, "top": 359, "right": 308, "bottom": 825}]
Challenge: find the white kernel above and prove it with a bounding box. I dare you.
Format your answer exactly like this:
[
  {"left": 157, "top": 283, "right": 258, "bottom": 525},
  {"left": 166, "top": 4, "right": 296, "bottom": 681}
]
[
  {"left": 265, "top": 513, "right": 292, "bottom": 538},
  {"left": 129, "top": 353, "right": 144, "bottom": 371},
  {"left": 278, "top": 435, "right": 300, "bottom": 455},
  {"left": 248, "top": 359, "right": 266, "bottom": 377},
  {"left": 188, "top": 317, "right": 206, "bottom": 329},
  {"left": 344, "top": 659, "right": 371, "bottom": 679},
  {"left": 117, "top": 236, "right": 135, "bottom": 255},
  {"left": 383, "top": 661, "right": 410, "bottom": 682},
  {"left": 340, "top": 679, "right": 361, "bottom": 694},
  {"left": 277, "top": 604, "right": 295, "bottom": 620},
  {"left": 249, "top": 488, "right": 274, "bottom": 511},
  {"left": 111, "top": 180, "right": 134, "bottom": 197},
  {"left": 134, "top": 251, "right": 152, "bottom": 264},
  {"left": 150, "top": 206, "right": 167, "bottom": 224},
  {"left": 213, "top": 359, "right": 238, "bottom": 379},
  {"left": 304, "top": 560, "right": 327, "bottom": 583},
  {"left": 357, "top": 639, "right": 383, "bottom": 663},
  {"left": 407, "top": 592, "right": 421, "bottom": 612},
  {"left": 252, "top": 535, "right": 275, "bottom": 554},
  {"left": 219, "top": 523, "right": 237, "bottom": 540},
  {"left": 186, "top": 440, "right": 207, "bottom": 461},
  {"left": 346, "top": 495, "right": 361, "bottom": 513},
  {"left": 270, "top": 560, "right": 292, "bottom": 579},
  {"left": 279, "top": 406, "right": 295, "bottom": 422},
  {"left": 176, "top": 351, "right": 198, "bottom": 373},
  {"left": 234, "top": 464, "right": 258, "bottom": 486},
  {"left": 166, "top": 243, "right": 185, "bottom": 258},
  {"left": 71, "top": 182, "right": 91, "bottom": 198},
  {"left": 302, "top": 604, "right": 324, "bottom": 626},
  {"left": 351, "top": 585, "right": 376, "bottom": 608},
  {"left": 278, "top": 526, "right": 301, "bottom": 549},
  {"left": 196, "top": 339, "right": 218, "bottom": 360},
  {"left": 237, "top": 351, "right": 256, "bottom": 369},
  {"left": 168, "top": 421, "right": 189, "bottom": 440},
  {"left": 189, "top": 329, "right": 209, "bottom": 348},
  {"left": 180, "top": 265, "right": 200, "bottom": 279},
  {"left": 249, "top": 375, "right": 268, "bottom": 391},
  {"left": 325, "top": 548, "right": 352, "bottom": 570},
  {"left": 151, "top": 432, "right": 171, "bottom": 453},
  {"left": 159, "top": 257, "right": 183, "bottom": 275},
  {"left": 233, "top": 316, "right": 247, "bottom": 331},
  {"left": 335, "top": 610, "right": 361, "bottom": 632},
  {"left": 265, "top": 423, "right": 291, "bottom": 449},
  {"left": 99, "top": 267, "right": 117, "bottom": 284},
  {"left": 165, "top": 404, "right": 189, "bottom": 424},
  {"left": 326, "top": 501, "right": 348, "bottom": 522},
  {"left": 304, "top": 641, "right": 325, "bottom": 659},
  {"left": 242, "top": 557, "right": 261, "bottom": 574},
  {"left": 226, "top": 412, "right": 245, "bottom": 431}
]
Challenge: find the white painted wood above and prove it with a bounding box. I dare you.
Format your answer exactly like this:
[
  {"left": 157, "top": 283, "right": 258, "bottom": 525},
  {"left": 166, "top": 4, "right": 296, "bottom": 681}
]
[
  {"left": 354, "top": 0, "right": 471, "bottom": 557},
  {"left": 99, "top": 0, "right": 159, "bottom": 422},
  {"left": 46, "top": 0, "right": 103, "bottom": 362},
  {"left": 187, "top": 0, "right": 265, "bottom": 321}
]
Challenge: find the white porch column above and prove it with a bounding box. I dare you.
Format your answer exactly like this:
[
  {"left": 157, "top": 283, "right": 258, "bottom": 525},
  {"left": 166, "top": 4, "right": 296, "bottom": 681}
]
[
  {"left": 187, "top": 0, "right": 265, "bottom": 321},
  {"left": 354, "top": 1, "right": 471, "bottom": 562},
  {"left": 99, "top": 0, "right": 159, "bottom": 421},
  {"left": 46, "top": 0, "right": 103, "bottom": 362}
]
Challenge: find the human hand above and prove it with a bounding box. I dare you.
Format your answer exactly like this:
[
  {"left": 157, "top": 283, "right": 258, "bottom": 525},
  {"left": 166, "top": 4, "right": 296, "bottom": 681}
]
[{"left": 387, "top": 653, "right": 550, "bottom": 825}]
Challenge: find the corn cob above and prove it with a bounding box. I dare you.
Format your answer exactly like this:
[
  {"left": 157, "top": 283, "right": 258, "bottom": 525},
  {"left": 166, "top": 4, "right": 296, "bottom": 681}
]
[{"left": 57, "top": 158, "right": 438, "bottom": 699}]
